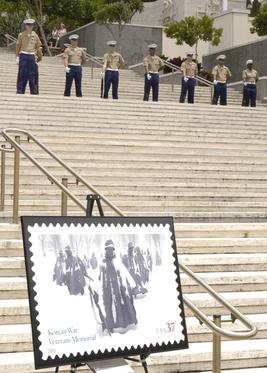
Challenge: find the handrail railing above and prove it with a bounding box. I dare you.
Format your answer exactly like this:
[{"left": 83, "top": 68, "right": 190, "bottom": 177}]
[
  {"left": 4, "top": 33, "right": 17, "bottom": 47},
  {"left": 0, "top": 128, "right": 124, "bottom": 222},
  {"left": 0, "top": 145, "right": 14, "bottom": 211},
  {"left": 180, "top": 261, "right": 257, "bottom": 339},
  {"left": 163, "top": 59, "right": 213, "bottom": 87},
  {"left": 129, "top": 59, "right": 214, "bottom": 101},
  {"left": 0, "top": 128, "right": 257, "bottom": 373}
]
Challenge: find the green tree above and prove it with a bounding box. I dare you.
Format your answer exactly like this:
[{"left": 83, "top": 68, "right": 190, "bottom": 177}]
[
  {"left": 0, "top": 0, "right": 101, "bottom": 53},
  {"left": 247, "top": 0, "right": 261, "bottom": 17},
  {"left": 93, "top": 0, "right": 144, "bottom": 47},
  {"left": 164, "top": 15, "right": 223, "bottom": 61},
  {"left": 44, "top": 0, "right": 102, "bottom": 30},
  {"left": 251, "top": 3, "right": 267, "bottom": 36}
]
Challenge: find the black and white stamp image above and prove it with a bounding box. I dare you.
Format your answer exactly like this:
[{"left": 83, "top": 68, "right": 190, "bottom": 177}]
[{"left": 21, "top": 217, "right": 188, "bottom": 369}]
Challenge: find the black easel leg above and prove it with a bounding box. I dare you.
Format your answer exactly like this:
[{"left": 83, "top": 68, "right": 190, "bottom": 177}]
[
  {"left": 86, "top": 194, "right": 104, "bottom": 217},
  {"left": 70, "top": 364, "right": 76, "bottom": 372}
]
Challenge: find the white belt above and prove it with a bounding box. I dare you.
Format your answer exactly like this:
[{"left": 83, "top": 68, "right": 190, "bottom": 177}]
[
  {"left": 107, "top": 68, "right": 119, "bottom": 71},
  {"left": 186, "top": 76, "right": 196, "bottom": 78},
  {"left": 217, "top": 80, "right": 226, "bottom": 83},
  {"left": 68, "top": 64, "right": 81, "bottom": 66},
  {"left": 20, "top": 51, "right": 35, "bottom": 55},
  {"left": 148, "top": 71, "right": 159, "bottom": 74},
  {"left": 246, "top": 82, "right": 256, "bottom": 85}
]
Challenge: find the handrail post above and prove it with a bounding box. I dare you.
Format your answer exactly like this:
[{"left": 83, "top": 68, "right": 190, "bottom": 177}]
[
  {"left": 172, "top": 68, "right": 174, "bottom": 93},
  {"left": 13, "top": 136, "right": 20, "bottom": 224},
  {"left": 61, "top": 177, "right": 68, "bottom": 216},
  {"left": 91, "top": 61, "right": 94, "bottom": 80},
  {"left": 0, "top": 145, "right": 6, "bottom": 211},
  {"left": 213, "top": 315, "right": 221, "bottom": 373}
]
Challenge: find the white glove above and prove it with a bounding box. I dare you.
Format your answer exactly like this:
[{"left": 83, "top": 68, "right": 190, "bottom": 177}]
[
  {"left": 184, "top": 77, "right": 189, "bottom": 82},
  {"left": 16, "top": 57, "right": 19, "bottom": 65},
  {"left": 244, "top": 82, "right": 247, "bottom": 86},
  {"left": 65, "top": 67, "right": 70, "bottom": 73},
  {"left": 213, "top": 80, "right": 218, "bottom": 85},
  {"left": 147, "top": 73, "right": 151, "bottom": 81}
]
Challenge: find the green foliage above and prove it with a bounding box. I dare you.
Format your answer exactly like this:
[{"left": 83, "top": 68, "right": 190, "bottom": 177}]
[
  {"left": 44, "top": 0, "right": 103, "bottom": 29},
  {"left": 164, "top": 15, "right": 223, "bottom": 58},
  {"left": 93, "top": 0, "right": 144, "bottom": 26},
  {"left": 251, "top": 3, "right": 267, "bottom": 36},
  {"left": 248, "top": 0, "right": 261, "bottom": 17},
  {"left": 0, "top": 0, "right": 27, "bottom": 44},
  {"left": 0, "top": 0, "right": 102, "bottom": 33}
]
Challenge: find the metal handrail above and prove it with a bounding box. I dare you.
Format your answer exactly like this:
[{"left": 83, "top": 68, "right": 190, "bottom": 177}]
[
  {"left": 163, "top": 59, "right": 213, "bottom": 87},
  {"left": 180, "top": 262, "right": 257, "bottom": 339},
  {"left": 129, "top": 59, "right": 213, "bottom": 87},
  {"left": 1, "top": 128, "right": 124, "bottom": 220},
  {"left": 4, "top": 33, "right": 17, "bottom": 47},
  {"left": 0, "top": 145, "right": 14, "bottom": 211},
  {"left": 86, "top": 52, "right": 103, "bottom": 66},
  {"left": 0, "top": 128, "right": 257, "bottom": 372}
]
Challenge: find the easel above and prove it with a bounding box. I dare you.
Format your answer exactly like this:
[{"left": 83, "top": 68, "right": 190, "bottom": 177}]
[{"left": 55, "top": 194, "right": 149, "bottom": 373}]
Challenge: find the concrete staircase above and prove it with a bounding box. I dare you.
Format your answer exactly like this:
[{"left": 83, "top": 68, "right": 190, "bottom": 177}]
[{"left": 0, "top": 51, "right": 266, "bottom": 372}]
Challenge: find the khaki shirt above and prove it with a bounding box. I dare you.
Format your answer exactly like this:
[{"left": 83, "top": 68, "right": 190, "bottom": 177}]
[
  {"left": 16, "top": 31, "right": 42, "bottom": 55},
  {"left": 242, "top": 68, "right": 258, "bottom": 83},
  {"left": 64, "top": 46, "right": 86, "bottom": 65},
  {"left": 212, "top": 65, "right": 232, "bottom": 82},
  {"left": 181, "top": 61, "right": 198, "bottom": 77},
  {"left": 103, "top": 52, "right": 124, "bottom": 70},
  {"left": 143, "top": 55, "right": 164, "bottom": 73}
]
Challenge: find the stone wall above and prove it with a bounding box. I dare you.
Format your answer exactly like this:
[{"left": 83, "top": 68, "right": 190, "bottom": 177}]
[
  {"left": 203, "top": 36, "right": 267, "bottom": 83},
  {"left": 60, "top": 22, "right": 162, "bottom": 66}
]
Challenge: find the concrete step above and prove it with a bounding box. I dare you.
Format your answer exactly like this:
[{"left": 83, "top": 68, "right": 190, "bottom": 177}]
[
  {"left": 132, "top": 339, "right": 267, "bottom": 372},
  {"left": 0, "top": 314, "right": 265, "bottom": 353},
  {"left": 3, "top": 211, "right": 267, "bottom": 224},
  {"left": 0, "top": 339, "right": 266, "bottom": 372},
  {"left": 174, "top": 223, "right": 267, "bottom": 238},
  {"left": 0, "top": 291, "right": 265, "bottom": 325}
]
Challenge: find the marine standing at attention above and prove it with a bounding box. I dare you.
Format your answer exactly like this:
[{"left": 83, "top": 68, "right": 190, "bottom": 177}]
[
  {"left": 212, "top": 55, "right": 232, "bottom": 106},
  {"left": 16, "top": 19, "right": 42, "bottom": 95},
  {"left": 242, "top": 60, "right": 259, "bottom": 107},
  {"left": 179, "top": 52, "right": 198, "bottom": 104},
  {"left": 102, "top": 41, "right": 125, "bottom": 99},
  {"left": 64, "top": 34, "right": 86, "bottom": 97},
  {"left": 143, "top": 43, "right": 164, "bottom": 102}
]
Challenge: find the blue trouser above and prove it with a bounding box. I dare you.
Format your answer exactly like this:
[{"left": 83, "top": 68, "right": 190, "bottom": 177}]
[
  {"left": 17, "top": 53, "right": 38, "bottom": 95},
  {"left": 242, "top": 84, "right": 257, "bottom": 107},
  {"left": 143, "top": 73, "right": 159, "bottom": 102},
  {"left": 64, "top": 65, "right": 82, "bottom": 97},
  {"left": 180, "top": 77, "right": 196, "bottom": 104},
  {"left": 103, "top": 70, "right": 119, "bottom": 99},
  {"left": 212, "top": 82, "right": 227, "bottom": 105}
]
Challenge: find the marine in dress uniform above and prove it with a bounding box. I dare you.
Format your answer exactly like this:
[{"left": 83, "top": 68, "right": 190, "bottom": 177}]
[
  {"left": 16, "top": 19, "right": 42, "bottom": 95},
  {"left": 143, "top": 43, "right": 164, "bottom": 102},
  {"left": 180, "top": 52, "right": 198, "bottom": 104},
  {"left": 64, "top": 34, "right": 86, "bottom": 97},
  {"left": 242, "top": 60, "right": 259, "bottom": 107},
  {"left": 102, "top": 41, "right": 124, "bottom": 99},
  {"left": 212, "top": 55, "right": 232, "bottom": 106}
]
